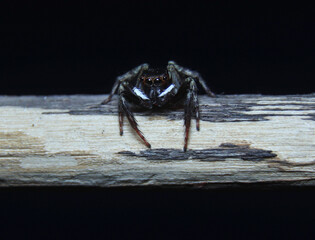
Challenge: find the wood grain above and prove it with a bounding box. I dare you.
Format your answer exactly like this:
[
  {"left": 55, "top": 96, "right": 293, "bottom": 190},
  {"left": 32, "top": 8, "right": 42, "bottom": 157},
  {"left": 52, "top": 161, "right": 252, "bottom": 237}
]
[{"left": 0, "top": 94, "right": 314, "bottom": 188}]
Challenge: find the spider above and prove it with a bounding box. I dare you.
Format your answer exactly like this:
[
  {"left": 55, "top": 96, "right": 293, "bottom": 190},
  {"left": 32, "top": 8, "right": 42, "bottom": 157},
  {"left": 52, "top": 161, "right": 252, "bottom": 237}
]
[{"left": 101, "top": 61, "right": 215, "bottom": 151}]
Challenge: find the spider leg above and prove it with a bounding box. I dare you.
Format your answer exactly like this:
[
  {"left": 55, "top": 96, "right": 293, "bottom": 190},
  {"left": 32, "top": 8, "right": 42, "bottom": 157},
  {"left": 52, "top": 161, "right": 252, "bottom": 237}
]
[
  {"left": 118, "top": 108, "right": 124, "bottom": 136},
  {"left": 168, "top": 61, "right": 216, "bottom": 97},
  {"left": 101, "top": 79, "right": 120, "bottom": 105},
  {"left": 119, "top": 89, "right": 151, "bottom": 148},
  {"left": 101, "top": 63, "right": 149, "bottom": 105},
  {"left": 183, "top": 77, "right": 200, "bottom": 152},
  {"left": 194, "top": 90, "right": 200, "bottom": 131}
]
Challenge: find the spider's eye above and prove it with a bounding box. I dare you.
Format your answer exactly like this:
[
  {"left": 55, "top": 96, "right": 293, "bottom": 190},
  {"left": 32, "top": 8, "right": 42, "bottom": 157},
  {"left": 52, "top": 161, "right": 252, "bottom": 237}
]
[
  {"left": 163, "top": 75, "right": 168, "bottom": 81},
  {"left": 140, "top": 76, "right": 145, "bottom": 81},
  {"left": 155, "top": 78, "right": 161, "bottom": 83},
  {"left": 146, "top": 78, "right": 152, "bottom": 85}
]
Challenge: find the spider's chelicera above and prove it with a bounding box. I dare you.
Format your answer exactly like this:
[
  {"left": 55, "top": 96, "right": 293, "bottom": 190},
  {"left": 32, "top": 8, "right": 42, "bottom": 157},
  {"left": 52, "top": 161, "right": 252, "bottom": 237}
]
[{"left": 101, "top": 61, "right": 215, "bottom": 151}]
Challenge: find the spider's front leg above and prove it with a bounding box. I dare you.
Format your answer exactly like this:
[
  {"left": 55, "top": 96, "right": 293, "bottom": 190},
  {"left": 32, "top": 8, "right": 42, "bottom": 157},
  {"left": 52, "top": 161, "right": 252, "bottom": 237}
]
[
  {"left": 118, "top": 85, "right": 151, "bottom": 149},
  {"left": 183, "top": 77, "right": 200, "bottom": 152},
  {"left": 168, "top": 61, "right": 216, "bottom": 97},
  {"left": 101, "top": 63, "right": 149, "bottom": 105}
]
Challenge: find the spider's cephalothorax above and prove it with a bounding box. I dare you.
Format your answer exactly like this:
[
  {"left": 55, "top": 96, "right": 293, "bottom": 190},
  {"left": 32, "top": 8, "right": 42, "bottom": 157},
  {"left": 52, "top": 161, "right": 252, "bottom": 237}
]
[{"left": 101, "top": 61, "right": 215, "bottom": 151}]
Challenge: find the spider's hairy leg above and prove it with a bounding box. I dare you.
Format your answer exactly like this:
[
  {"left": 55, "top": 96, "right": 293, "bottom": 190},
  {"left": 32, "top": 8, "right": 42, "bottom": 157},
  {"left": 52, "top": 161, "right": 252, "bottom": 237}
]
[
  {"left": 183, "top": 77, "right": 200, "bottom": 152},
  {"left": 101, "top": 80, "right": 119, "bottom": 105},
  {"left": 166, "top": 62, "right": 182, "bottom": 89},
  {"left": 118, "top": 108, "right": 124, "bottom": 136},
  {"left": 119, "top": 93, "right": 151, "bottom": 149},
  {"left": 196, "top": 76, "right": 216, "bottom": 97},
  {"left": 194, "top": 87, "right": 200, "bottom": 131},
  {"left": 168, "top": 61, "right": 216, "bottom": 97},
  {"left": 101, "top": 63, "right": 149, "bottom": 105}
]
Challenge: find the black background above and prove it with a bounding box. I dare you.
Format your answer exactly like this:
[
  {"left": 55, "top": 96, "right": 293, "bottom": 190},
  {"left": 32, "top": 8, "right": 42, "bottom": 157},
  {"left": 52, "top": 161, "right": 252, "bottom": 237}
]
[
  {"left": 1, "top": 1, "right": 315, "bottom": 239},
  {"left": 1, "top": 1, "right": 315, "bottom": 95}
]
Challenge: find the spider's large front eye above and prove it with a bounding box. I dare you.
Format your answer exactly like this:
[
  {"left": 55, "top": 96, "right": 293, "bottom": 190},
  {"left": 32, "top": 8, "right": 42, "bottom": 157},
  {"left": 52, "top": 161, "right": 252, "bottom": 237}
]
[
  {"left": 146, "top": 78, "right": 153, "bottom": 85},
  {"left": 155, "top": 78, "right": 161, "bottom": 84}
]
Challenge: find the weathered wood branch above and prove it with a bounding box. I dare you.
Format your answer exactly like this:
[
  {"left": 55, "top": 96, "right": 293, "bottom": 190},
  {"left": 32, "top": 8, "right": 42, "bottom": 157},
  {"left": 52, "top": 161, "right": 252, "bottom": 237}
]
[{"left": 0, "top": 94, "right": 314, "bottom": 188}]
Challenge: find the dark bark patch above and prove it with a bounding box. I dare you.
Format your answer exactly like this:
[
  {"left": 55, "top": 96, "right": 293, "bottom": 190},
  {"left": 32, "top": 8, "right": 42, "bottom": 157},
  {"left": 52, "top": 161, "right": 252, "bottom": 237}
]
[
  {"left": 1, "top": 94, "right": 314, "bottom": 122},
  {"left": 118, "top": 143, "right": 277, "bottom": 161},
  {"left": 62, "top": 95, "right": 315, "bottom": 122}
]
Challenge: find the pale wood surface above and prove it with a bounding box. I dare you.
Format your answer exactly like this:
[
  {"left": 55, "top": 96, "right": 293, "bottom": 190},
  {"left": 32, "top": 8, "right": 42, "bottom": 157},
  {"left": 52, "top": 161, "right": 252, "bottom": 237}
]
[{"left": 0, "top": 94, "right": 314, "bottom": 188}]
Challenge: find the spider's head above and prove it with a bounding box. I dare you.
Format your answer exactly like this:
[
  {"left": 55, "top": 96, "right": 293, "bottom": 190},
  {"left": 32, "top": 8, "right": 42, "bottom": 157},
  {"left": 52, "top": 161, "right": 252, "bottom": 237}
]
[
  {"left": 140, "top": 69, "right": 169, "bottom": 88},
  {"left": 139, "top": 69, "right": 171, "bottom": 105}
]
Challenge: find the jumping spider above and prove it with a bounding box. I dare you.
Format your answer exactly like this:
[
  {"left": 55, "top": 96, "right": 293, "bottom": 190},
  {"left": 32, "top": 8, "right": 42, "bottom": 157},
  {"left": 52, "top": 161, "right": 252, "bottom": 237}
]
[{"left": 101, "top": 61, "right": 215, "bottom": 151}]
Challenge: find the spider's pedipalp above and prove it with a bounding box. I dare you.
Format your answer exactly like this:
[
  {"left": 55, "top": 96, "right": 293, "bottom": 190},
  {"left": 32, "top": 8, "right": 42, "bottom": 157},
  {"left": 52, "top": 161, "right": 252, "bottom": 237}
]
[
  {"left": 132, "top": 87, "right": 150, "bottom": 100},
  {"left": 158, "top": 84, "right": 175, "bottom": 97}
]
